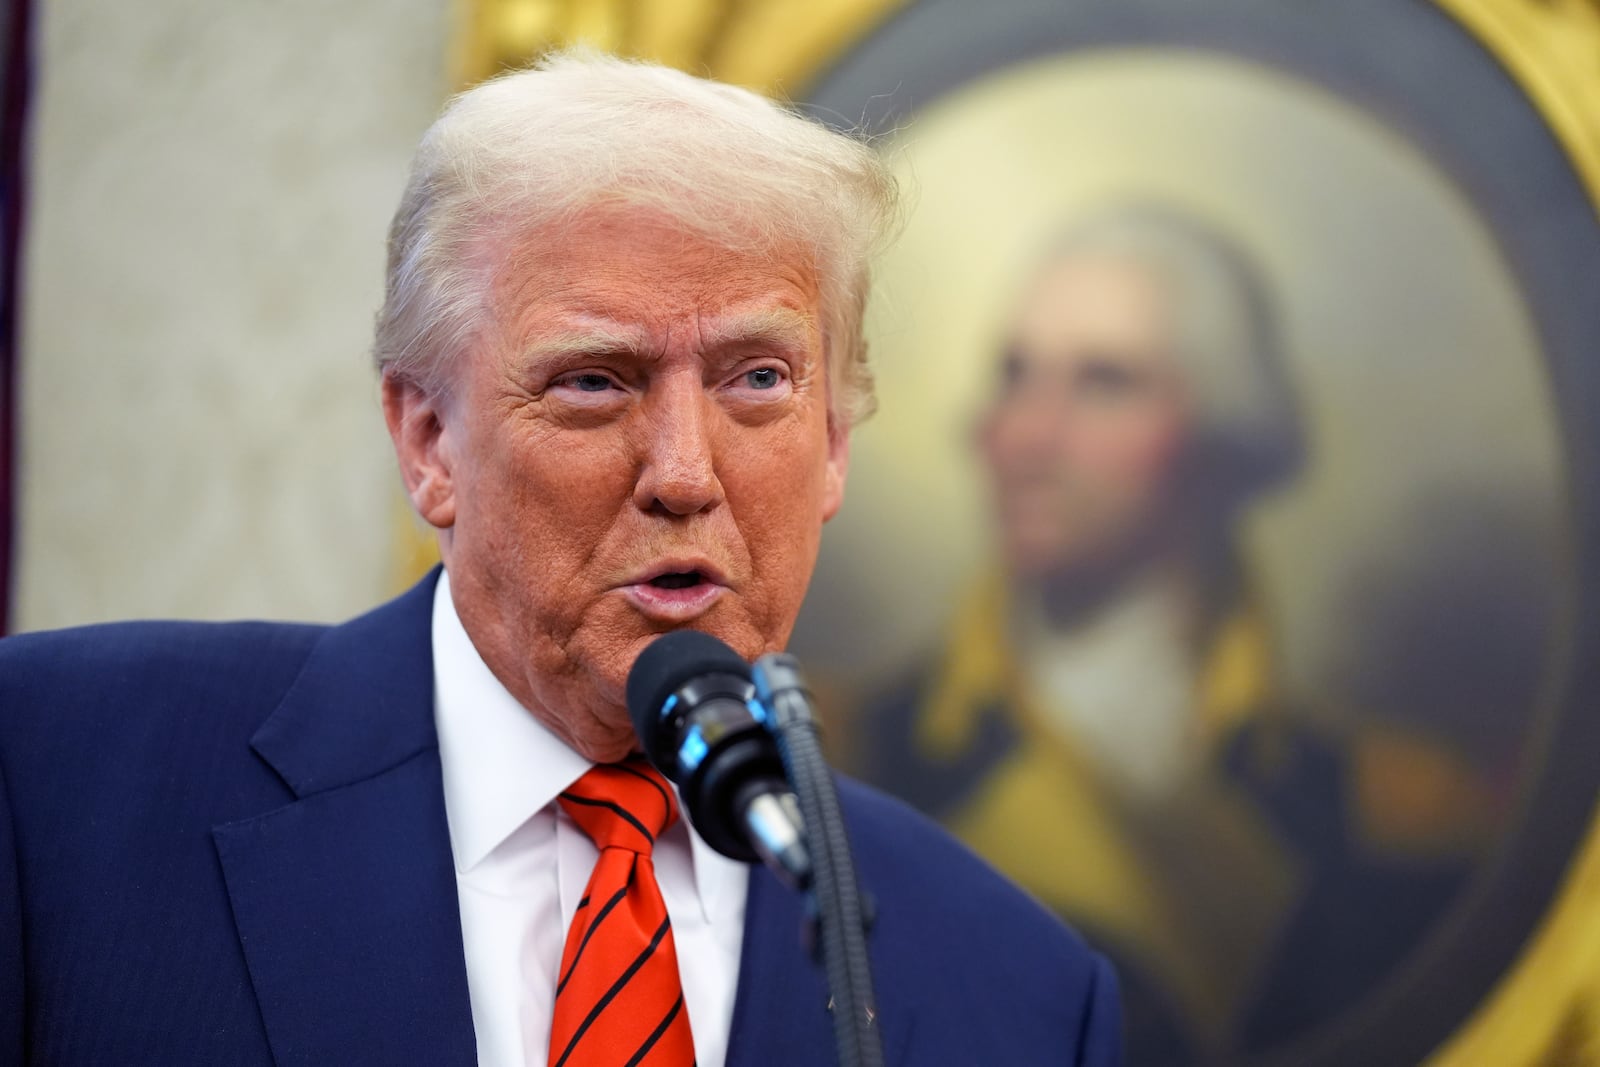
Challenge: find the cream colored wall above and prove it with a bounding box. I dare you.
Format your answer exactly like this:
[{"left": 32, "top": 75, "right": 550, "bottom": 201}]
[{"left": 15, "top": 0, "right": 449, "bottom": 631}]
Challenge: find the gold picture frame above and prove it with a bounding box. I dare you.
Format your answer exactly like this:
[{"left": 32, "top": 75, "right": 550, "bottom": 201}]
[{"left": 413, "top": 2, "right": 1600, "bottom": 1062}]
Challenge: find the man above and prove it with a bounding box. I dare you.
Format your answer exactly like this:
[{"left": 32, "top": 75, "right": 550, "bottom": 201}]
[
  {"left": 852, "top": 206, "right": 1487, "bottom": 1064},
  {"left": 0, "top": 52, "right": 1119, "bottom": 1066}
]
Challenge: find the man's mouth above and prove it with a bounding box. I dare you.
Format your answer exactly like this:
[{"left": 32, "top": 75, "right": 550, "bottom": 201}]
[
  {"left": 648, "top": 570, "right": 705, "bottom": 590},
  {"left": 622, "top": 562, "right": 728, "bottom": 622}
]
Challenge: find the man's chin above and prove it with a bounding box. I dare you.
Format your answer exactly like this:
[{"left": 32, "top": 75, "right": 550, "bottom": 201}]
[
  {"left": 1008, "top": 547, "right": 1139, "bottom": 594},
  {"left": 544, "top": 703, "right": 641, "bottom": 764},
  {"left": 583, "top": 734, "right": 645, "bottom": 765},
  {"left": 1006, "top": 544, "right": 1089, "bottom": 581},
  {"left": 614, "top": 613, "right": 769, "bottom": 669}
]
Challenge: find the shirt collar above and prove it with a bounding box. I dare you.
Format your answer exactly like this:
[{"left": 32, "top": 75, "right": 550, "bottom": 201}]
[{"left": 430, "top": 569, "right": 734, "bottom": 921}]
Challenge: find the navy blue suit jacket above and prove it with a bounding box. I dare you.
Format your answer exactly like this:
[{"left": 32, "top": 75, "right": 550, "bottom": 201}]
[{"left": 0, "top": 572, "right": 1120, "bottom": 1065}]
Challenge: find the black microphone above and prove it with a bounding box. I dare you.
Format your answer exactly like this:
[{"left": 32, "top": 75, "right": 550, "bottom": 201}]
[{"left": 626, "top": 630, "right": 811, "bottom": 888}]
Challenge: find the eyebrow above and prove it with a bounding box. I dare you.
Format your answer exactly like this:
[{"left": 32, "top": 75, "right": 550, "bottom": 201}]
[
  {"left": 699, "top": 307, "right": 816, "bottom": 353},
  {"left": 521, "top": 307, "right": 816, "bottom": 363},
  {"left": 521, "top": 322, "right": 652, "bottom": 362}
]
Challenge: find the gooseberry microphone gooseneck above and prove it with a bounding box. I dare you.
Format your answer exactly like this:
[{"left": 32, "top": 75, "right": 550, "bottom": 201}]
[
  {"left": 624, "top": 629, "right": 811, "bottom": 889},
  {"left": 750, "top": 652, "right": 882, "bottom": 1067},
  {"left": 625, "top": 632, "right": 883, "bottom": 1067}
]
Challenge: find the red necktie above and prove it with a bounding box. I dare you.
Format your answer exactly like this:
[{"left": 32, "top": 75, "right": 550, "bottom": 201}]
[{"left": 549, "top": 758, "right": 697, "bottom": 1067}]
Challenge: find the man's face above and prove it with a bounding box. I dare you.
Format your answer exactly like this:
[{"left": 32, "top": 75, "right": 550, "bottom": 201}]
[
  {"left": 979, "top": 255, "right": 1192, "bottom": 581},
  {"left": 388, "top": 208, "right": 848, "bottom": 761}
]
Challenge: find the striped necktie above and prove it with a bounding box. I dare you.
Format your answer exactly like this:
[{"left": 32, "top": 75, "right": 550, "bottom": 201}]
[{"left": 549, "top": 758, "right": 697, "bottom": 1067}]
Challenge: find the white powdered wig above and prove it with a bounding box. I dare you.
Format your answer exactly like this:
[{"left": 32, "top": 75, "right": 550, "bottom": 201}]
[
  {"left": 1040, "top": 204, "right": 1305, "bottom": 508},
  {"left": 374, "top": 49, "right": 899, "bottom": 428}
]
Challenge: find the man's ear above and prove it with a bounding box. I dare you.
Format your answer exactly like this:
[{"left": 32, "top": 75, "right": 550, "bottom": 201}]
[
  {"left": 821, "top": 415, "right": 851, "bottom": 523},
  {"left": 382, "top": 372, "right": 457, "bottom": 530}
]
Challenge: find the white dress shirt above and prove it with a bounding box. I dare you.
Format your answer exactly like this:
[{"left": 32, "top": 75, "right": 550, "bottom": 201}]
[{"left": 431, "top": 570, "right": 749, "bottom": 1067}]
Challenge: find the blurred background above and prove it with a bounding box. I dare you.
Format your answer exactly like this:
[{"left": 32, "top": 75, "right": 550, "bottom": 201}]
[{"left": 3, "top": 1, "right": 1598, "bottom": 1064}]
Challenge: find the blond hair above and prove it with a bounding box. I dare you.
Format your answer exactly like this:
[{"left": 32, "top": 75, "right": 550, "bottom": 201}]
[{"left": 374, "top": 50, "right": 899, "bottom": 428}]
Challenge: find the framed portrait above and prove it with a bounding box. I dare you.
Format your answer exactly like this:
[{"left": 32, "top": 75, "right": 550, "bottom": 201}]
[
  {"left": 442, "top": 2, "right": 1600, "bottom": 1064},
  {"left": 789, "top": 3, "right": 1600, "bottom": 1065}
]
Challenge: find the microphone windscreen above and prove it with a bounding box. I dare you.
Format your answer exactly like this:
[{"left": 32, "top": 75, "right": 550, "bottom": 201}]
[{"left": 625, "top": 630, "right": 750, "bottom": 745}]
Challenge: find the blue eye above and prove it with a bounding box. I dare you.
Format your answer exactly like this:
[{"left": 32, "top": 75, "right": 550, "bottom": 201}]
[
  {"left": 568, "top": 373, "right": 614, "bottom": 392},
  {"left": 745, "top": 368, "right": 782, "bottom": 390}
]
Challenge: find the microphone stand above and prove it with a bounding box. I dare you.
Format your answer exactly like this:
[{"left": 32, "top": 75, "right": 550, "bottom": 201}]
[{"left": 752, "top": 654, "right": 884, "bottom": 1067}]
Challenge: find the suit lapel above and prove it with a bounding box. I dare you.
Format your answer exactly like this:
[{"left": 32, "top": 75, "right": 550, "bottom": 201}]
[
  {"left": 213, "top": 570, "right": 477, "bottom": 1067},
  {"left": 212, "top": 568, "right": 906, "bottom": 1067},
  {"left": 726, "top": 866, "right": 913, "bottom": 1066}
]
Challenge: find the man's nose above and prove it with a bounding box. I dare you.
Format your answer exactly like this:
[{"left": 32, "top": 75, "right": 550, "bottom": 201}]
[
  {"left": 633, "top": 375, "right": 726, "bottom": 516},
  {"left": 993, "top": 393, "right": 1068, "bottom": 456}
]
